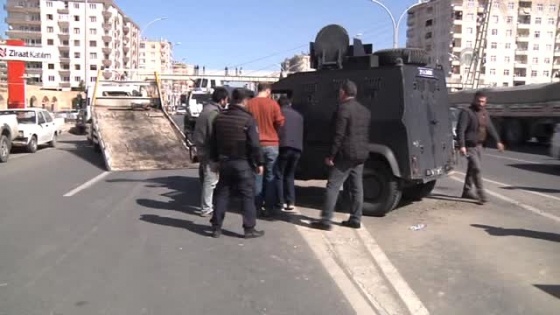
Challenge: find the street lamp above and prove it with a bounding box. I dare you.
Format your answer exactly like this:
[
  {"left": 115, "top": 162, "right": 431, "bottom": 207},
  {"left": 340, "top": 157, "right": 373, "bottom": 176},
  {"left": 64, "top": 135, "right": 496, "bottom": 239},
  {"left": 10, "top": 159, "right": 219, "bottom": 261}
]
[
  {"left": 137, "top": 17, "right": 168, "bottom": 69},
  {"left": 368, "top": 0, "right": 425, "bottom": 48}
]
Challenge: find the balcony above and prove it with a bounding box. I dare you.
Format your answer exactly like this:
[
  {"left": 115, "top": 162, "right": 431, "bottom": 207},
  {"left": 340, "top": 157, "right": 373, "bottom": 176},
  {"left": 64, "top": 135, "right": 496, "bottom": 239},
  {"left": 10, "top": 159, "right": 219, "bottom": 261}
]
[
  {"left": 102, "top": 71, "right": 112, "bottom": 80},
  {"left": 4, "top": 1, "right": 40, "bottom": 13},
  {"left": 58, "top": 45, "right": 70, "bottom": 52},
  {"left": 123, "top": 57, "right": 130, "bottom": 63},
  {"left": 59, "top": 69, "right": 71, "bottom": 76},
  {"left": 5, "top": 17, "right": 41, "bottom": 26},
  {"left": 60, "top": 82, "right": 71, "bottom": 88},
  {"left": 57, "top": 8, "right": 69, "bottom": 14},
  {"left": 123, "top": 26, "right": 130, "bottom": 34},
  {"left": 102, "top": 23, "right": 111, "bottom": 31},
  {"left": 102, "top": 35, "right": 112, "bottom": 42},
  {"left": 102, "top": 47, "right": 112, "bottom": 55},
  {"left": 58, "top": 20, "right": 69, "bottom": 26},
  {"left": 123, "top": 37, "right": 130, "bottom": 44},
  {"left": 26, "top": 68, "right": 42, "bottom": 75},
  {"left": 60, "top": 56, "right": 70, "bottom": 63},
  {"left": 555, "top": 50, "right": 560, "bottom": 56},
  {"left": 102, "top": 11, "right": 112, "bottom": 20},
  {"left": 123, "top": 47, "right": 130, "bottom": 53},
  {"left": 5, "top": 30, "right": 41, "bottom": 39},
  {"left": 103, "top": 59, "right": 112, "bottom": 68},
  {"left": 58, "top": 33, "right": 70, "bottom": 40}
]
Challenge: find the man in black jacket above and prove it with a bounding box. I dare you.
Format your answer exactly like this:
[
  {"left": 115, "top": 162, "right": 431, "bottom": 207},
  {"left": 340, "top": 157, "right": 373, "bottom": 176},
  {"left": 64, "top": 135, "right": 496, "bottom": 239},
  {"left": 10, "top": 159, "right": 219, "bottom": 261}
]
[
  {"left": 311, "top": 80, "right": 371, "bottom": 230},
  {"left": 274, "top": 95, "right": 304, "bottom": 212},
  {"left": 209, "top": 88, "right": 265, "bottom": 239},
  {"left": 456, "top": 90, "right": 505, "bottom": 204}
]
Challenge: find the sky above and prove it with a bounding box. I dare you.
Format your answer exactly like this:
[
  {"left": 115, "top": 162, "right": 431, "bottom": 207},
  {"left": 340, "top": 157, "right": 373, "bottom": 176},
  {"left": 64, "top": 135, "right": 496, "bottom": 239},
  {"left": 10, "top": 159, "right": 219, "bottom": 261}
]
[{"left": 1, "top": 0, "right": 421, "bottom": 72}]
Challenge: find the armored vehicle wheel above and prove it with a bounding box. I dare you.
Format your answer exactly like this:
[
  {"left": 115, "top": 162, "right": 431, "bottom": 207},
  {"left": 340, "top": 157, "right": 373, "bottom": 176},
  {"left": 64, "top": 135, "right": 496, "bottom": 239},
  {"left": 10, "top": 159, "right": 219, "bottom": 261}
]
[
  {"left": 362, "top": 162, "right": 402, "bottom": 217},
  {"left": 373, "top": 48, "right": 430, "bottom": 66},
  {"left": 402, "top": 180, "right": 437, "bottom": 201}
]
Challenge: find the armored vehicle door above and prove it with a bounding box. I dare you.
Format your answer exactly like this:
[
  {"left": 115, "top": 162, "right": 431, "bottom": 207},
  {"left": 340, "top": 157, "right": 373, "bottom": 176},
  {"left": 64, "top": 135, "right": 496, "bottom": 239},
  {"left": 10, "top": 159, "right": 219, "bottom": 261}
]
[{"left": 402, "top": 66, "right": 453, "bottom": 179}]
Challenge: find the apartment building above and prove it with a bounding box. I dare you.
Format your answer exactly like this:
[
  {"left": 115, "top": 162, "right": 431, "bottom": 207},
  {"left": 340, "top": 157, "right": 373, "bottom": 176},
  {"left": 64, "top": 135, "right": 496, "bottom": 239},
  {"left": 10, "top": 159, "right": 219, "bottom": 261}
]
[
  {"left": 4, "top": 0, "right": 140, "bottom": 90},
  {"left": 138, "top": 39, "right": 173, "bottom": 73},
  {"left": 406, "top": 0, "right": 560, "bottom": 89},
  {"left": 281, "top": 54, "right": 312, "bottom": 76}
]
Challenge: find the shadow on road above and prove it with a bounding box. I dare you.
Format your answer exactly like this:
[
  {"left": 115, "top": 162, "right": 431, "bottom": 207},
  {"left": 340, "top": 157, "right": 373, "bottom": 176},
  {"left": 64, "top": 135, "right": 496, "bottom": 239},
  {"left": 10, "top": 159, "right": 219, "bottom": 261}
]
[
  {"left": 427, "top": 193, "right": 479, "bottom": 204},
  {"left": 508, "top": 163, "right": 560, "bottom": 176},
  {"left": 139, "top": 214, "right": 244, "bottom": 238},
  {"left": 471, "top": 224, "right": 560, "bottom": 243},
  {"left": 534, "top": 284, "right": 560, "bottom": 300},
  {"left": 58, "top": 139, "right": 105, "bottom": 170}
]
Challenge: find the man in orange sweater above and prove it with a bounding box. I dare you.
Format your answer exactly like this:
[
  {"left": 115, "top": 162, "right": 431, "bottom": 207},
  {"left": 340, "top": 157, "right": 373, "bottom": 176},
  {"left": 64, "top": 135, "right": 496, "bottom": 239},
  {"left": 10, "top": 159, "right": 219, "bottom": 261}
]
[{"left": 247, "top": 83, "right": 285, "bottom": 216}]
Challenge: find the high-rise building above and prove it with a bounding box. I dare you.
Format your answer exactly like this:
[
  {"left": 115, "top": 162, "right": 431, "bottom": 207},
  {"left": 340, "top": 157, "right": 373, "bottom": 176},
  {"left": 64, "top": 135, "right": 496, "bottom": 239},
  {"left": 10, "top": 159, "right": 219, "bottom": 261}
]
[
  {"left": 4, "top": 0, "right": 140, "bottom": 90},
  {"left": 406, "top": 0, "right": 560, "bottom": 89},
  {"left": 138, "top": 39, "right": 173, "bottom": 73},
  {"left": 281, "top": 53, "right": 312, "bottom": 76}
]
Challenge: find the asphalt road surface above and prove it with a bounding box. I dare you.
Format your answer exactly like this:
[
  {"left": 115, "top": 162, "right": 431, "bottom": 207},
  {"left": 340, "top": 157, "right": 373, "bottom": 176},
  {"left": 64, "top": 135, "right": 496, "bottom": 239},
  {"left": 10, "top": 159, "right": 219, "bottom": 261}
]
[{"left": 0, "top": 123, "right": 558, "bottom": 314}]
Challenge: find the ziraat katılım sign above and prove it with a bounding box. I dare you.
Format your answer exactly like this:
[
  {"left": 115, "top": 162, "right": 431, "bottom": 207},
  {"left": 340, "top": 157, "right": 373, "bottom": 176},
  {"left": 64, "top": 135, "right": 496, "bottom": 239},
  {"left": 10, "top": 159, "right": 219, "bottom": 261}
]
[{"left": 0, "top": 45, "right": 55, "bottom": 61}]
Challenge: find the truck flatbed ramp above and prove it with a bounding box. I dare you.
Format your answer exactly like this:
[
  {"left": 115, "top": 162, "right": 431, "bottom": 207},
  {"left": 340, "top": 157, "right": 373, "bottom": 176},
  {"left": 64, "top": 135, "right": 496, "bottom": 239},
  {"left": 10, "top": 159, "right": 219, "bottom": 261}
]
[
  {"left": 95, "top": 108, "right": 191, "bottom": 171},
  {"left": 88, "top": 70, "right": 193, "bottom": 171}
]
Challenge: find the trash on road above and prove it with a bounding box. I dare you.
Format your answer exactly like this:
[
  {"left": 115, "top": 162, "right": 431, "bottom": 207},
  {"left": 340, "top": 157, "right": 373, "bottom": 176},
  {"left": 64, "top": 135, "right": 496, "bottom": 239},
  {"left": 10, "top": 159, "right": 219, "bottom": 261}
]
[{"left": 409, "top": 224, "right": 427, "bottom": 231}]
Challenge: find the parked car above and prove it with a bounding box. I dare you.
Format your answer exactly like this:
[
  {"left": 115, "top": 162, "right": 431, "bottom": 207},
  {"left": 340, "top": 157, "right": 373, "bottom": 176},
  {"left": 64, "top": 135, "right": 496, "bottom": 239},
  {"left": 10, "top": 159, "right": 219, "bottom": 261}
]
[
  {"left": 0, "top": 108, "right": 60, "bottom": 153},
  {"left": 0, "top": 112, "right": 19, "bottom": 162},
  {"left": 550, "top": 123, "right": 560, "bottom": 159}
]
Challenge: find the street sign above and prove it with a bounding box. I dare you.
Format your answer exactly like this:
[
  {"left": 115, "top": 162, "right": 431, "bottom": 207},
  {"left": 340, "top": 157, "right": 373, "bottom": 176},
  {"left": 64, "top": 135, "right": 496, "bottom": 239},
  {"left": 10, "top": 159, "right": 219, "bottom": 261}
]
[{"left": 0, "top": 45, "right": 55, "bottom": 62}]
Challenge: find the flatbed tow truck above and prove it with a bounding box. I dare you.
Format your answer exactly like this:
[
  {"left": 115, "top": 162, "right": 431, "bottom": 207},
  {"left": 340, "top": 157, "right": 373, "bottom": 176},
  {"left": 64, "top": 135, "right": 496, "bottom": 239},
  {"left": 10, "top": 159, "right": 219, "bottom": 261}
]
[{"left": 86, "top": 69, "right": 192, "bottom": 171}]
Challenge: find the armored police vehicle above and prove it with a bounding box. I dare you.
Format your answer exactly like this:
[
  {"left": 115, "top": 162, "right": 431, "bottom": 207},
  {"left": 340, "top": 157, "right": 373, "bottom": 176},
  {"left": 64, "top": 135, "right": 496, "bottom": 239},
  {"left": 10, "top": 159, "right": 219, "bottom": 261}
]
[{"left": 272, "top": 25, "right": 455, "bottom": 216}]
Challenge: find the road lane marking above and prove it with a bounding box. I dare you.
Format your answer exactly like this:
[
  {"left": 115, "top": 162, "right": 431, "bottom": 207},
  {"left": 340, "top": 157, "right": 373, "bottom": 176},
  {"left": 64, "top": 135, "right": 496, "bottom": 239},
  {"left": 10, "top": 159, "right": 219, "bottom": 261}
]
[
  {"left": 449, "top": 175, "right": 560, "bottom": 224},
  {"left": 63, "top": 171, "right": 110, "bottom": 197},
  {"left": 452, "top": 171, "right": 560, "bottom": 203},
  {"left": 483, "top": 153, "right": 542, "bottom": 165},
  {"left": 356, "top": 227, "right": 430, "bottom": 315}
]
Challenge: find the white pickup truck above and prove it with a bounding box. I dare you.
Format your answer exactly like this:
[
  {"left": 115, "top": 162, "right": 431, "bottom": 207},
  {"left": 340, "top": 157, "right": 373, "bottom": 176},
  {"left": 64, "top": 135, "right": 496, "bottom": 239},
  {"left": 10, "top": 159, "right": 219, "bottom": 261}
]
[
  {"left": 0, "top": 108, "right": 62, "bottom": 153},
  {"left": 0, "top": 113, "right": 19, "bottom": 162}
]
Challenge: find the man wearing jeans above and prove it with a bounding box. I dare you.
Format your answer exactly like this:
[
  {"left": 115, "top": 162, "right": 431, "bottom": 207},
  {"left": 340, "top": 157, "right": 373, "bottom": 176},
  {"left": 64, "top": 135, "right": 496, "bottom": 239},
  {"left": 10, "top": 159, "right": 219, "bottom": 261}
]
[
  {"left": 247, "top": 83, "right": 285, "bottom": 217},
  {"left": 311, "top": 80, "right": 371, "bottom": 231},
  {"left": 192, "top": 87, "right": 229, "bottom": 217},
  {"left": 274, "top": 95, "right": 304, "bottom": 211}
]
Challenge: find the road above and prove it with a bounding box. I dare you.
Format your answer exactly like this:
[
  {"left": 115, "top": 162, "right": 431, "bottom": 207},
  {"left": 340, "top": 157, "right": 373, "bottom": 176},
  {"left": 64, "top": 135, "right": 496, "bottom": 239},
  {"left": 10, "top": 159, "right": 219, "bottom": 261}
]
[{"left": 0, "top": 120, "right": 558, "bottom": 314}]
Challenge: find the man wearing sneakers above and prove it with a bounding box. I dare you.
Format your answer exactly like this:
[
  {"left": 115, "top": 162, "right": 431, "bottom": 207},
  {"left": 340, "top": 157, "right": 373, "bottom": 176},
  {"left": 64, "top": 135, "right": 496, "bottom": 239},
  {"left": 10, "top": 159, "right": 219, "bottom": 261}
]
[{"left": 311, "top": 80, "right": 371, "bottom": 231}]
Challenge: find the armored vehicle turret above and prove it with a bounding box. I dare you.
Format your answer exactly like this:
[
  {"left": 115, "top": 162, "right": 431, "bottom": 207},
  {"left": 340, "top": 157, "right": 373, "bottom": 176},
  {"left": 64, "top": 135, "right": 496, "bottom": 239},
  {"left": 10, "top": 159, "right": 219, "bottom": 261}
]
[{"left": 272, "top": 24, "right": 455, "bottom": 216}]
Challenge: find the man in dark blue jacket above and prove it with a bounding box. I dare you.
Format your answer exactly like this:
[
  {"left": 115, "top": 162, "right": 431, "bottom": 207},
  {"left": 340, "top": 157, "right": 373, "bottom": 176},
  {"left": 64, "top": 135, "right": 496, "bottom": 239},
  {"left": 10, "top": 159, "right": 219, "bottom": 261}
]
[{"left": 273, "top": 96, "right": 304, "bottom": 212}]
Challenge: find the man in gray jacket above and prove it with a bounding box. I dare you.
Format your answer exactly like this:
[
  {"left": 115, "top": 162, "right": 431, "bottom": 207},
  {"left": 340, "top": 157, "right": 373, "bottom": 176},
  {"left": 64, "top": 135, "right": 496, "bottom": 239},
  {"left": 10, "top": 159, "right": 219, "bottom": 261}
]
[{"left": 192, "top": 87, "right": 229, "bottom": 216}]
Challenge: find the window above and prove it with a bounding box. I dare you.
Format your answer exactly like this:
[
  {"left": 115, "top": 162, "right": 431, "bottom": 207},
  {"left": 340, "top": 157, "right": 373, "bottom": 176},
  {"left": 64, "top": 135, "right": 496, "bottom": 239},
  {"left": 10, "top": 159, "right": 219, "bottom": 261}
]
[
  {"left": 74, "top": 40, "right": 80, "bottom": 46},
  {"left": 74, "top": 76, "right": 81, "bottom": 82},
  {"left": 62, "top": 40, "right": 69, "bottom": 46},
  {"left": 492, "top": 15, "right": 498, "bottom": 23},
  {"left": 47, "top": 26, "right": 53, "bottom": 33},
  {"left": 504, "top": 69, "right": 510, "bottom": 76},
  {"left": 46, "top": 1, "right": 53, "bottom": 7},
  {"left": 74, "top": 3, "right": 79, "bottom": 9},
  {"left": 535, "top": 17, "right": 542, "bottom": 24},
  {"left": 90, "top": 77, "right": 96, "bottom": 83},
  {"left": 90, "top": 65, "right": 98, "bottom": 71},
  {"left": 74, "top": 28, "right": 80, "bottom": 34},
  {"left": 48, "top": 64, "right": 54, "bottom": 70},
  {"left": 89, "top": 41, "right": 97, "bottom": 47},
  {"left": 551, "top": 4, "right": 557, "bottom": 12},
  {"left": 548, "top": 31, "right": 554, "bottom": 38},
  {"left": 89, "top": 3, "right": 96, "bottom": 9},
  {"left": 504, "top": 56, "right": 510, "bottom": 63},
  {"left": 506, "top": 16, "right": 513, "bottom": 23},
  {"left": 48, "top": 75, "right": 55, "bottom": 81},
  {"left": 74, "top": 16, "right": 80, "bottom": 22},
  {"left": 491, "top": 29, "right": 498, "bottom": 35},
  {"left": 44, "top": 112, "right": 53, "bottom": 123},
  {"left": 62, "top": 76, "right": 70, "bottom": 82},
  {"left": 505, "top": 43, "right": 511, "bottom": 49},
  {"left": 74, "top": 52, "right": 81, "bottom": 58},
  {"left": 490, "top": 69, "right": 496, "bottom": 75},
  {"left": 544, "top": 71, "right": 550, "bottom": 77},
  {"left": 546, "top": 44, "right": 552, "bottom": 50},
  {"left": 467, "top": 27, "right": 473, "bottom": 34},
  {"left": 533, "top": 44, "right": 539, "bottom": 50},
  {"left": 537, "top": 3, "right": 543, "bottom": 11},
  {"left": 531, "top": 70, "right": 537, "bottom": 77},
  {"left": 90, "top": 16, "right": 97, "bottom": 23},
  {"left": 508, "top": 2, "right": 514, "bottom": 9},
  {"left": 506, "top": 30, "right": 512, "bottom": 36},
  {"left": 535, "top": 31, "right": 540, "bottom": 38},
  {"left": 545, "top": 58, "right": 551, "bottom": 64},
  {"left": 491, "top": 42, "right": 497, "bottom": 49},
  {"left": 75, "top": 64, "right": 81, "bottom": 70},
  {"left": 549, "top": 18, "right": 555, "bottom": 24},
  {"left": 532, "top": 57, "right": 538, "bottom": 64},
  {"left": 90, "top": 53, "right": 97, "bottom": 59},
  {"left": 90, "top": 28, "right": 97, "bottom": 35},
  {"left": 47, "top": 39, "right": 54, "bottom": 45},
  {"left": 490, "top": 55, "right": 497, "bottom": 62},
  {"left": 47, "top": 14, "right": 53, "bottom": 20}
]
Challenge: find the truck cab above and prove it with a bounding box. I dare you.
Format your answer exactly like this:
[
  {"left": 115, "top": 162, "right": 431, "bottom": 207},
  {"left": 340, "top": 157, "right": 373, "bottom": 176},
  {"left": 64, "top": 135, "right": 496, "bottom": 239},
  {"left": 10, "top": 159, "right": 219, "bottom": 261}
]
[{"left": 271, "top": 24, "right": 455, "bottom": 216}]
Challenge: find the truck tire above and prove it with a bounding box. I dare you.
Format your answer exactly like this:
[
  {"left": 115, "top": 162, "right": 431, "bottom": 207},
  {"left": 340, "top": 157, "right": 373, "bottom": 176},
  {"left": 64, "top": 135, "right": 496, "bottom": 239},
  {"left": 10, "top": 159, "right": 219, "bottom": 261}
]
[
  {"left": 27, "top": 135, "right": 38, "bottom": 153},
  {"left": 402, "top": 180, "right": 437, "bottom": 201},
  {"left": 362, "top": 162, "right": 402, "bottom": 217},
  {"left": 0, "top": 134, "right": 10, "bottom": 163},
  {"left": 373, "top": 48, "right": 430, "bottom": 66}
]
